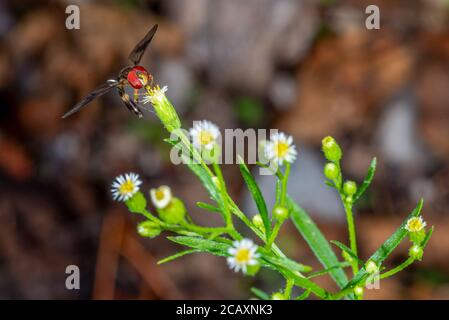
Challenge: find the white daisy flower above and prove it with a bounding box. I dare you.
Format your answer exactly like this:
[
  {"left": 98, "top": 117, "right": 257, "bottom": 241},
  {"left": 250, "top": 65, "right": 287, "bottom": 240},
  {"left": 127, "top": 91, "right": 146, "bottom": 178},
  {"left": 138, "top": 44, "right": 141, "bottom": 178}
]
[
  {"left": 405, "top": 216, "right": 426, "bottom": 232},
  {"left": 189, "top": 120, "right": 220, "bottom": 151},
  {"left": 142, "top": 85, "right": 168, "bottom": 105},
  {"left": 150, "top": 185, "right": 172, "bottom": 209},
  {"left": 264, "top": 131, "right": 297, "bottom": 165},
  {"left": 227, "top": 239, "right": 260, "bottom": 273},
  {"left": 111, "top": 173, "right": 142, "bottom": 202}
]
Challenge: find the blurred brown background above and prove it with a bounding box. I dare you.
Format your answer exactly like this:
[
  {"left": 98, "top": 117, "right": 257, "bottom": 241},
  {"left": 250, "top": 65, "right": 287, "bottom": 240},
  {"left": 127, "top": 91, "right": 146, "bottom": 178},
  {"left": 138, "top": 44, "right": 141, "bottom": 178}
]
[{"left": 0, "top": 0, "right": 448, "bottom": 299}]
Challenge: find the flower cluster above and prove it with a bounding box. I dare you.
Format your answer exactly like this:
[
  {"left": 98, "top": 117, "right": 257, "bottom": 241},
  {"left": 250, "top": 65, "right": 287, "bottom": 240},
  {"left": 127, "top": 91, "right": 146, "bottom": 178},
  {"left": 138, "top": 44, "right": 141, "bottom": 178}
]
[{"left": 106, "top": 83, "right": 432, "bottom": 300}]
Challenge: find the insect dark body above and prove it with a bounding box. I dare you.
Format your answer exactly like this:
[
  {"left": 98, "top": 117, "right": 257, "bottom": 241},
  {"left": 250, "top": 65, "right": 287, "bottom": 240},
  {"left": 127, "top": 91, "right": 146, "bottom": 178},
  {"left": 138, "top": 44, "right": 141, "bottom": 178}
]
[{"left": 62, "top": 24, "right": 158, "bottom": 119}]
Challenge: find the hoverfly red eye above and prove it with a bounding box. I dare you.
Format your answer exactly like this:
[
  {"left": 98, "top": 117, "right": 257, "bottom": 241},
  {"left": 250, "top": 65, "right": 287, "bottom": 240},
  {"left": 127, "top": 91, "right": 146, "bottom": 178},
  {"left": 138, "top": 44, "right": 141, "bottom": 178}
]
[
  {"left": 127, "top": 66, "right": 150, "bottom": 89},
  {"left": 127, "top": 70, "right": 143, "bottom": 89}
]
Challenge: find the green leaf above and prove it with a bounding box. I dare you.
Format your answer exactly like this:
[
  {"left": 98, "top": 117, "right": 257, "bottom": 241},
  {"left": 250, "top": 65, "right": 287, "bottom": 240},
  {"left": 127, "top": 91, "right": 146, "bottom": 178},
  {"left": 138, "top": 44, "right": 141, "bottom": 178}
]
[
  {"left": 330, "top": 240, "right": 364, "bottom": 266},
  {"left": 353, "top": 157, "right": 376, "bottom": 202},
  {"left": 251, "top": 287, "right": 270, "bottom": 300},
  {"left": 167, "top": 236, "right": 230, "bottom": 257},
  {"left": 342, "top": 199, "right": 424, "bottom": 290},
  {"left": 279, "top": 269, "right": 329, "bottom": 299},
  {"left": 239, "top": 161, "right": 271, "bottom": 240},
  {"left": 288, "top": 197, "right": 349, "bottom": 289},
  {"left": 196, "top": 202, "right": 221, "bottom": 213},
  {"left": 421, "top": 226, "right": 434, "bottom": 247},
  {"left": 157, "top": 249, "right": 200, "bottom": 264},
  {"left": 125, "top": 192, "right": 147, "bottom": 214},
  {"left": 262, "top": 254, "right": 313, "bottom": 273},
  {"left": 308, "top": 262, "right": 351, "bottom": 279}
]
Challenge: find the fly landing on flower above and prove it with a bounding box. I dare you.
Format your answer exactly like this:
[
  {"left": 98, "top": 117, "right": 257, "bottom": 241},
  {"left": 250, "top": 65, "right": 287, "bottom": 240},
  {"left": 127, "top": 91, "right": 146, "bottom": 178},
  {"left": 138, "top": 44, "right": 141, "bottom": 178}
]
[
  {"left": 62, "top": 24, "right": 158, "bottom": 119},
  {"left": 111, "top": 173, "right": 142, "bottom": 202},
  {"left": 265, "top": 131, "right": 297, "bottom": 165},
  {"left": 227, "top": 239, "right": 260, "bottom": 273},
  {"left": 405, "top": 216, "right": 426, "bottom": 233},
  {"left": 190, "top": 120, "right": 221, "bottom": 151},
  {"left": 150, "top": 185, "right": 172, "bottom": 209}
]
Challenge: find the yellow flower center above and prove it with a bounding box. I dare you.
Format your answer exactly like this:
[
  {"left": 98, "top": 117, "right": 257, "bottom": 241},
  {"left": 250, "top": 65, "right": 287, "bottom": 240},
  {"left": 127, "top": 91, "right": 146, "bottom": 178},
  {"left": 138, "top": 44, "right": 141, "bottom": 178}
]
[
  {"left": 275, "top": 141, "right": 289, "bottom": 158},
  {"left": 119, "top": 180, "right": 135, "bottom": 194},
  {"left": 155, "top": 190, "right": 165, "bottom": 201},
  {"left": 235, "top": 248, "right": 251, "bottom": 264},
  {"left": 199, "top": 131, "right": 214, "bottom": 146},
  {"left": 407, "top": 218, "right": 424, "bottom": 232}
]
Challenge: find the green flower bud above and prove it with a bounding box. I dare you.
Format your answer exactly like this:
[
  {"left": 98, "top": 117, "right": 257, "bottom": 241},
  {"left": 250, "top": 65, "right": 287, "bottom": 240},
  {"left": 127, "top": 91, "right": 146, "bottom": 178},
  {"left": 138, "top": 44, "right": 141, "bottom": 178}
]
[
  {"left": 272, "top": 205, "right": 289, "bottom": 221},
  {"left": 137, "top": 221, "right": 161, "bottom": 238},
  {"left": 245, "top": 263, "right": 261, "bottom": 276},
  {"left": 344, "top": 195, "right": 353, "bottom": 204},
  {"left": 342, "top": 250, "right": 354, "bottom": 264},
  {"left": 321, "top": 136, "right": 342, "bottom": 162},
  {"left": 146, "top": 85, "right": 181, "bottom": 133},
  {"left": 353, "top": 286, "right": 364, "bottom": 297},
  {"left": 125, "top": 192, "right": 147, "bottom": 214},
  {"left": 343, "top": 180, "right": 357, "bottom": 196},
  {"left": 271, "top": 292, "right": 286, "bottom": 300},
  {"left": 409, "top": 244, "right": 424, "bottom": 261},
  {"left": 158, "top": 197, "right": 186, "bottom": 224},
  {"left": 324, "top": 162, "right": 339, "bottom": 180},
  {"left": 252, "top": 214, "right": 264, "bottom": 229},
  {"left": 365, "top": 260, "right": 379, "bottom": 274}
]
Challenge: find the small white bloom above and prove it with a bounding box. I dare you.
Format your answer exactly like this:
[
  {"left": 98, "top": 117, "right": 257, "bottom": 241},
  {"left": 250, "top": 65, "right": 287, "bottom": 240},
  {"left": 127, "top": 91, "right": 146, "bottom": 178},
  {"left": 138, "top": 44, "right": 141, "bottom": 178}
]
[
  {"left": 189, "top": 120, "right": 220, "bottom": 151},
  {"left": 405, "top": 216, "right": 426, "bottom": 232},
  {"left": 264, "top": 131, "right": 297, "bottom": 165},
  {"left": 111, "top": 173, "right": 142, "bottom": 202},
  {"left": 150, "top": 185, "right": 172, "bottom": 209},
  {"left": 227, "top": 239, "right": 259, "bottom": 273},
  {"left": 142, "top": 85, "right": 168, "bottom": 105}
]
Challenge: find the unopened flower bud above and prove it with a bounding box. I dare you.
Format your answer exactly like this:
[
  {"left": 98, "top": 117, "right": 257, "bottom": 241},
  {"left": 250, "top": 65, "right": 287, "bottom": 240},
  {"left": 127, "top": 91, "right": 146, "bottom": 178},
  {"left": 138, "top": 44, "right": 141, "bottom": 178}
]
[
  {"left": 365, "top": 260, "right": 379, "bottom": 274},
  {"left": 137, "top": 221, "right": 161, "bottom": 238},
  {"left": 409, "top": 244, "right": 424, "bottom": 261},
  {"left": 321, "top": 136, "right": 342, "bottom": 162},
  {"left": 159, "top": 197, "right": 186, "bottom": 224},
  {"left": 324, "top": 162, "right": 339, "bottom": 180},
  {"left": 252, "top": 214, "right": 264, "bottom": 229},
  {"left": 272, "top": 205, "right": 289, "bottom": 221},
  {"left": 271, "top": 292, "right": 286, "bottom": 300},
  {"left": 353, "top": 286, "right": 364, "bottom": 297},
  {"left": 343, "top": 180, "right": 357, "bottom": 196}
]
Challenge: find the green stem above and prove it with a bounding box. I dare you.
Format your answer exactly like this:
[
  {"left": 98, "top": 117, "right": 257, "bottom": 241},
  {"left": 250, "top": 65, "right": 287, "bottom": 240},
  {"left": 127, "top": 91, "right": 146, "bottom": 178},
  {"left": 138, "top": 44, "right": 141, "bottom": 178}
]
[
  {"left": 380, "top": 257, "right": 415, "bottom": 280},
  {"left": 280, "top": 163, "right": 291, "bottom": 206},
  {"left": 343, "top": 201, "right": 358, "bottom": 275},
  {"left": 284, "top": 278, "right": 294, "bottom": 299},
  {"left": 265, "top": 219, "right": 283, "bottom": 250}
]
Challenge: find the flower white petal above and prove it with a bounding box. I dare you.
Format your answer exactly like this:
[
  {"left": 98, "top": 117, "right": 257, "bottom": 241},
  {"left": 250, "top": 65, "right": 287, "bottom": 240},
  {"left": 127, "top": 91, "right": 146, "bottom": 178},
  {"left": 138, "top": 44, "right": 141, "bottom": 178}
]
[
  {"left": 150, "top": 185, "right": 172, "bottom": 209},
  {"left": 110, "top": 173, "right": 142, "bottom": 202},
  {"left": 226, "top": 238, "right": 259, "bottom": 274}
]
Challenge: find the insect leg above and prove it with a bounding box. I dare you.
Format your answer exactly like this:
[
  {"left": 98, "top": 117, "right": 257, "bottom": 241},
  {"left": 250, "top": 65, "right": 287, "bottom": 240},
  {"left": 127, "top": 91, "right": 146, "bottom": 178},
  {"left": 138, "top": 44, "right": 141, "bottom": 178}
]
[{"left": 118, "top": 83, "right": 143, "bottom": 118}]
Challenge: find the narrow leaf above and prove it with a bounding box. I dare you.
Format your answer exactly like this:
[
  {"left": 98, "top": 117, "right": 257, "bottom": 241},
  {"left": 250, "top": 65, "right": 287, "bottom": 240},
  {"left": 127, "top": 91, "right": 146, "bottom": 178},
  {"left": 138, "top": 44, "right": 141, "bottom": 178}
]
[
  {"left": 262, "top": 254, "right": 313, "bottom": 273},
  {"left": 239, "top": 162, "right": 271, "bottom": 240},
  {"left": 167, "top": 236, "right": 230, "bottom": 257},
  {"left": 251, "top": 287, "right": 270, "bottom": 300},
  {"left": 288, "top": 197, "right": 349, "bottom": 290},
  {"left": 158, "top": 249, "right": 199, "bottom": 264},
  {"left": 196, "top": 202, "right": 221, "bottom": 213},
  {"left": 330, "top": 240, "right": 364, "bottom": 266},
  {"left": 353, "top": 157, "right": 376, "bottom": 202}
]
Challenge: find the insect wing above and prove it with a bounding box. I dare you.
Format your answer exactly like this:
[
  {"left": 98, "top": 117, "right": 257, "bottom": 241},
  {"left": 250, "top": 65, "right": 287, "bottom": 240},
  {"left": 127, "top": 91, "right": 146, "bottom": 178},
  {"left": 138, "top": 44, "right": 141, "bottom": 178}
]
[
  {"left": 128, "top": 24, "right": 158, "bottom": 66},
  {"left": 62, "top": 81, "right": 119, "bottom": 118}
]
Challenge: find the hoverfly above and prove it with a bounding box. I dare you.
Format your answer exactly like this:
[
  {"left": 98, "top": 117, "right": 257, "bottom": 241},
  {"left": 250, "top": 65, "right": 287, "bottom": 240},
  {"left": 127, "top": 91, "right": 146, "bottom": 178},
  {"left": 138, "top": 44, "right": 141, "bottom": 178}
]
[{"left": 62, "top": 24, "right": 158, "bottom": 119}]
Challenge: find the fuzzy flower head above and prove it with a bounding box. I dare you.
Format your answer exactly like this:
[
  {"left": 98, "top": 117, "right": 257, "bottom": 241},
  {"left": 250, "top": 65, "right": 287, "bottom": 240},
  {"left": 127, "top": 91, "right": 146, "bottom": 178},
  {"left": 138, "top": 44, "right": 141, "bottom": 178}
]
[
  {"left": 190, "top": 120, "right": 220, "bottom": 151},
  {"left": 150, "top": 185, "right": 172, "bottom": 209},
  {"left": 265, "top": 131, "right": 297, "bottom": 165},
  {"left": 227, "top": 239, "right": 259, "bottom": 273},
  {"left": 111, "top": 173, "right": 142, "bottom": 202},
  {"left": 405, "top": 216, "right": 426, "bottom": 233},
  {"left": 142, "top": 85, "right": 168, "bottom": 105}
]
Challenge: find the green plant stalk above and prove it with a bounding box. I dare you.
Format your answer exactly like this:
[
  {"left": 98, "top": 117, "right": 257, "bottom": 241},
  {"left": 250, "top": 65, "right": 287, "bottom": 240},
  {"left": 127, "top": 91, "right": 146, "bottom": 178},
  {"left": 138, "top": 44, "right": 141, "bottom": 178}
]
[
  {"left": 279, "top": 163, "right": 291, "bottom": 206},
  {"left": 343, "top": 201, "right": 359, "bottom": 275},
  {"left": 284, "top": 278, "right": 294, "bottom": 299},
  {"left": 266, "top": 219, "right": 283, "bottom": 250},
  {"left": 380, "top": 257, "right": 415, "bottom": 280}
]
